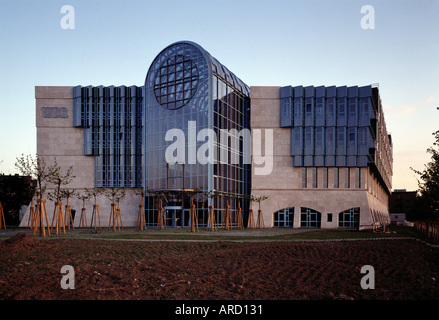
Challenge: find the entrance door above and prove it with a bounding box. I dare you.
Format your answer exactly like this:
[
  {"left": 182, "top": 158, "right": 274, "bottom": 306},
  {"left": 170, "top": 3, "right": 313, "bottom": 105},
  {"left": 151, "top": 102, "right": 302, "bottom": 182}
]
[{"left": 164, "top": 206, "right": 183, "bottom": 228}]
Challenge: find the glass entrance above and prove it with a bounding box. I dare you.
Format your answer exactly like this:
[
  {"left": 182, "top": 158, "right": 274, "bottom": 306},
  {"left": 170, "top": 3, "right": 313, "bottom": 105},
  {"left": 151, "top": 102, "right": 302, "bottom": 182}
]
[{"left": 164, "top": 206, "right": 183, "bottom": 228}]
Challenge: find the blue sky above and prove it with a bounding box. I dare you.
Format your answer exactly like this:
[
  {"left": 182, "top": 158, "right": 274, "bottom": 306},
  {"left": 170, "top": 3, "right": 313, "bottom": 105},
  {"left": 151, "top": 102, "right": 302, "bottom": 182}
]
[{"left": 0, "top": 0, "right": 438, "bottom": 191}]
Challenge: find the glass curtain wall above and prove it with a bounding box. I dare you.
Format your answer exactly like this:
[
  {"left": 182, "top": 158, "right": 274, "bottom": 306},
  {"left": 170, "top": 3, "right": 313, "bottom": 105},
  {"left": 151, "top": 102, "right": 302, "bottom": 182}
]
[
  {"left": 143, "top": 41, "right": 250, "bottom": 227},
  {"left": 73, "top": 85, "right": 143, "bottom": 188},
  {"left": 212, "top": 72, "right": 251, "bottom": 226}
]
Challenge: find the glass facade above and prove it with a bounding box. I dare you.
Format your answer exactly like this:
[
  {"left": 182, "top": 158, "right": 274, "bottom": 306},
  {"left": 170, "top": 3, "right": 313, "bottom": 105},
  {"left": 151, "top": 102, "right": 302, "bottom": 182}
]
[
  {"left": 73, "top": 41, "right": 251, "bottom": 228},
  {"left": 143, "top": 41, "right": 251, "bottom": 227},
  {"left": 73, "top": 85, "right": 144, "bottom": 188},
  {"left": 282, "top": 85, "right": 377, "bottom": 169},
  {"left": 281, "top": 83, "right": 393, "bottom": 196},
  {"left": 144, "top": 42, "right": 210, "bottom": 192}
]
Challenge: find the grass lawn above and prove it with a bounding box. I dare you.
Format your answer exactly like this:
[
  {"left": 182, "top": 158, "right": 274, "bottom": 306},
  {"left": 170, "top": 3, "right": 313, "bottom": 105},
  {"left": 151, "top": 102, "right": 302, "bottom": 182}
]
[{"left": 1, "top": 224, "right": 435, "bottom": 244}]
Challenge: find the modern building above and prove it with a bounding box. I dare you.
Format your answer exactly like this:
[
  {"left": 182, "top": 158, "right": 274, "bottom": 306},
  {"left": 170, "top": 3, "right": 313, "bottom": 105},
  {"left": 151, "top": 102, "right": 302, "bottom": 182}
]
[
  {"left": 20, "top": 40, "right": 393, "bottom": 229},
  {"left": 251, "top": 85, "right": 393, "bottom": 229}
]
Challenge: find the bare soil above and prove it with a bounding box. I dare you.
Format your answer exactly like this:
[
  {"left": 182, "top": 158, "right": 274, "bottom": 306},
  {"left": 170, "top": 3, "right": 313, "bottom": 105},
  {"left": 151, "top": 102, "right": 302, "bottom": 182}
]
[{"left": 1, "top": 233, "right": 439, "bottom": 300}]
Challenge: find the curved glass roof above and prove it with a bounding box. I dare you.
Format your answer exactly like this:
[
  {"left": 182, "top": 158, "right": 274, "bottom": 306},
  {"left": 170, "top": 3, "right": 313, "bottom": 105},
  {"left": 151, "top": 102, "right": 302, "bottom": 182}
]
[
  {"left": 209, "top": 54, "right": 250, "bottom": 97},
  {"left": 149, "top": 41, "right": 250, "bottom": 97}
]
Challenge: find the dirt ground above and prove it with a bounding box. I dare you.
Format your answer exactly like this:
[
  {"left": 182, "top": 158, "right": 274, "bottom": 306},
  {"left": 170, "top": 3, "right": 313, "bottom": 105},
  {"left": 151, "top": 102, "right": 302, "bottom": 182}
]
[{"left": 1, "top": 232, "right": 439, "bottom": 300}]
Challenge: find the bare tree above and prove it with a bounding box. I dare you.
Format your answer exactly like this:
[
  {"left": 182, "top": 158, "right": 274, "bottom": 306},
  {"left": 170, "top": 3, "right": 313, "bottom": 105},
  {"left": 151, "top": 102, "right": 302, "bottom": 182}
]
[
  {"left": 15, "top": 154, "right": 61, "bottom": 236},
  {"left": 15, "top": 154, "right": 57, "bottom": 202},
  {"left": 47, "top": 157, "right": 75, "bottom": 203}
]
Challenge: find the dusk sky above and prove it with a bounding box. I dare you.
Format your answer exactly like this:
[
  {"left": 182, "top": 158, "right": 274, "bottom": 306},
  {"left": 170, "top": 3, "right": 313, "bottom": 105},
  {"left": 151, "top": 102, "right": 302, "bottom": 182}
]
[{"left": 1, "top": 0, "right": 438, "bottom": 191}]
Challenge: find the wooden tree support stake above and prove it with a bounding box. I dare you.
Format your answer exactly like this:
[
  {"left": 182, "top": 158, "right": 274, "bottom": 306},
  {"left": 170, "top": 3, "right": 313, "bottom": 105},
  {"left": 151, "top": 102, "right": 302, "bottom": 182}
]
[
  {"left": 256, "top": 209, "right": 265, "bottom": 229},
  {"left": 79, "top": 199, "right": 87, "bottom": 228},
  {"left": 137, "top": 204, "right": 146, "bottom": 230},
  {"left": 90, "top": 204, "right": 101, "bottom": 229},
  {"left": 187, "top": 200, "right": 198, "bottom": 233},
  {"left": 117, "top": 202, "right": 123, "bottom": 228},
  {"left": 64, "top": 204, "right": 74, "bottom": 230},
  {"left": 207, "top": 205, "right": 217, "bottom": 231},
  {"left": 247, "top": 208, "right": 255, "bottom": 229},
  {"left": 34, "top": 199, "right": 50, "bottom": 237},
  {"left": 0, "top": 202, "right": 6, "bottom": 230},
  {"left": 157, "top": 199, "right": 166, "bottom": 230},
  {"left": 27, "top": 201, "right": 36, "bottom": 229},
  {"left": 236, "top": 203, "right": 244, "bottom": 230},
  {"left": 222, "top": 202, "right": 232, "bottom": 230},
  {"left": 51, "top": 201, "right": 66, "bottom": 234},
  {"left": 108, "top": 201, "right": 122, "bottom": 231}
]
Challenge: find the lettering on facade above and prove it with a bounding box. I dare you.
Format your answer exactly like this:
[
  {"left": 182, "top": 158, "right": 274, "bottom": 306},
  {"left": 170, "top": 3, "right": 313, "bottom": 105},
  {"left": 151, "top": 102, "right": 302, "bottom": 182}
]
[{"left": 41, "top": 107, "right": 69, "bottom": 118}]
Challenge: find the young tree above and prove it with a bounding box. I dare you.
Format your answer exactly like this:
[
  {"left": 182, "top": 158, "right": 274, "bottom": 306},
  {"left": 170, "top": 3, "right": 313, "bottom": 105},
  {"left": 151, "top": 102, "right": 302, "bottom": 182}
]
[
  {"left": 411, "top": 107, "right": 439, "bottom": 222},
  {"left": 60, "top": 189, "right": 77, "bottom": 229},
  {"left": 204, "top": 190, "right": 220, "bottom": 231},
  {"left": 135, "top": 189, "right": 147, "bottom": 230},
  {"left": 15, "top": 154, "right": 57, "bottom": 202},
  {"left": 47, "top": 157, "right": 75, "bottom": 203},
  {"left": 45, "top": 158, "right": 75, "bottom": 234},
  {"left": 252, "top": 195, "right": 268, "bottom": 228},
  {"left": 77, "top": 190, "right": 92, "bottom": 228},
  {"left": 85, "top": 187, "right": 105, "bottom": 229},
  {"left": 104, "top": 187, "right": 126, "bottom": 231},
  {"left": 15, "top": 154, "right": 60, "bottom": 236}
]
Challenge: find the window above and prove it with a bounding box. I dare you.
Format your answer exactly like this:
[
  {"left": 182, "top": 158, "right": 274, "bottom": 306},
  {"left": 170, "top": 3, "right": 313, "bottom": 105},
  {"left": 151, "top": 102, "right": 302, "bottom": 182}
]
[
  {"left": 273, "top": 208, "right": 295, "bottom": 227},
  {"left": 345, "top": 168, "right": 350, "bottom": 188},
  {"left": 316, "top": 97, "right": 324, "bottom": 118},
  {"left": 153, "top": 55, "right": 199, "bottom": 110},
  {"left": 326, "top": 127, "right": 335, "bottom": 154},
  {"left": 304, "top": 127, "right": 313, "bottom": 150},
  {"left": 302, "top": 167, "right": 307, "bottom": 188},
  {"left": 358, "top": 127, "right": 367, "bottom": 147},
  {"left": 323, "top": 168, "right": 328, "bottom": 188},
  {"left": 339, "top": 208, "right": 360, "bottom": 228},
  {"left": 337, "top": 98, "right": 347, "bottom": 126},
  {"left": 337, "top": 127, "right": 345, "bottom": 150},
  {"left": 349, "top": 98, "right": 357, "bottom": 118},
  {"left": 338, "top": 98, "right": 345, "bottom": 116},
  {"left": 327, "top": 213, "right": 333, "bottom": 222},
  {"left": 293, "top": 127, "right": 303, "bottom": 155},
  {"left": 294, "top": 97, "right": 303, "bottom": 126},
  {"left": 326, "top": 98, "right": 335, "bottom": 117},
  {"left": 280, "top": 97, "right": 292, "bottom": 127},
  {"left": 312, "top": 168, "right": 317, "bottom": 188},
  {"left": 305, "top": 102, "right": 312, "bottom": 117},
  {"left": 349, "top": 132, "right": 356, "bottom": 142},
  {"left": 301, "top": 207, "right": 321, "bottom": 228},
  {"left": 334, "top": 168, "right": 339, "bottom": 188},
  {"left": 349, "top": 98, "right": 358, "bottom": 126},
  {"left": 355, "top": 168, "right": 361, "bottom": 188},
  {"left": 360, "top": 98, "right": 369, "bottom": 118},
  {"left": 315, "top": 127, "right": 324, "bottom": 154}
]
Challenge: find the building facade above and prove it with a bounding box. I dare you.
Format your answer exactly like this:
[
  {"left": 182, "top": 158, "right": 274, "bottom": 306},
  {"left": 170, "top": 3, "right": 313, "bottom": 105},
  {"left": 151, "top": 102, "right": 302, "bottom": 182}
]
[
  {"left": 251, "top": 85, "right": 392, "bottom": 228},
  {"left": 20, "top": 41, "right": 393, "bottom": 229}
]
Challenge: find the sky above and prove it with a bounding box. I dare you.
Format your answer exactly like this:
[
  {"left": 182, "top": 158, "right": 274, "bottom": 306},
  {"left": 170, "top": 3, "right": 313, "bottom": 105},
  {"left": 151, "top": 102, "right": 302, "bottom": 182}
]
[{"left": 0, "top": 0, "right": 438, "bottom": 191}]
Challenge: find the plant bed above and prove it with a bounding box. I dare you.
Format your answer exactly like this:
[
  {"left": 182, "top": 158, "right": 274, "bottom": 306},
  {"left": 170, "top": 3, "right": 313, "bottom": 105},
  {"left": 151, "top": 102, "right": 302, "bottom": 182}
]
[{"left": 1, "top": 230, "right": 439, "bottom": 300}]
